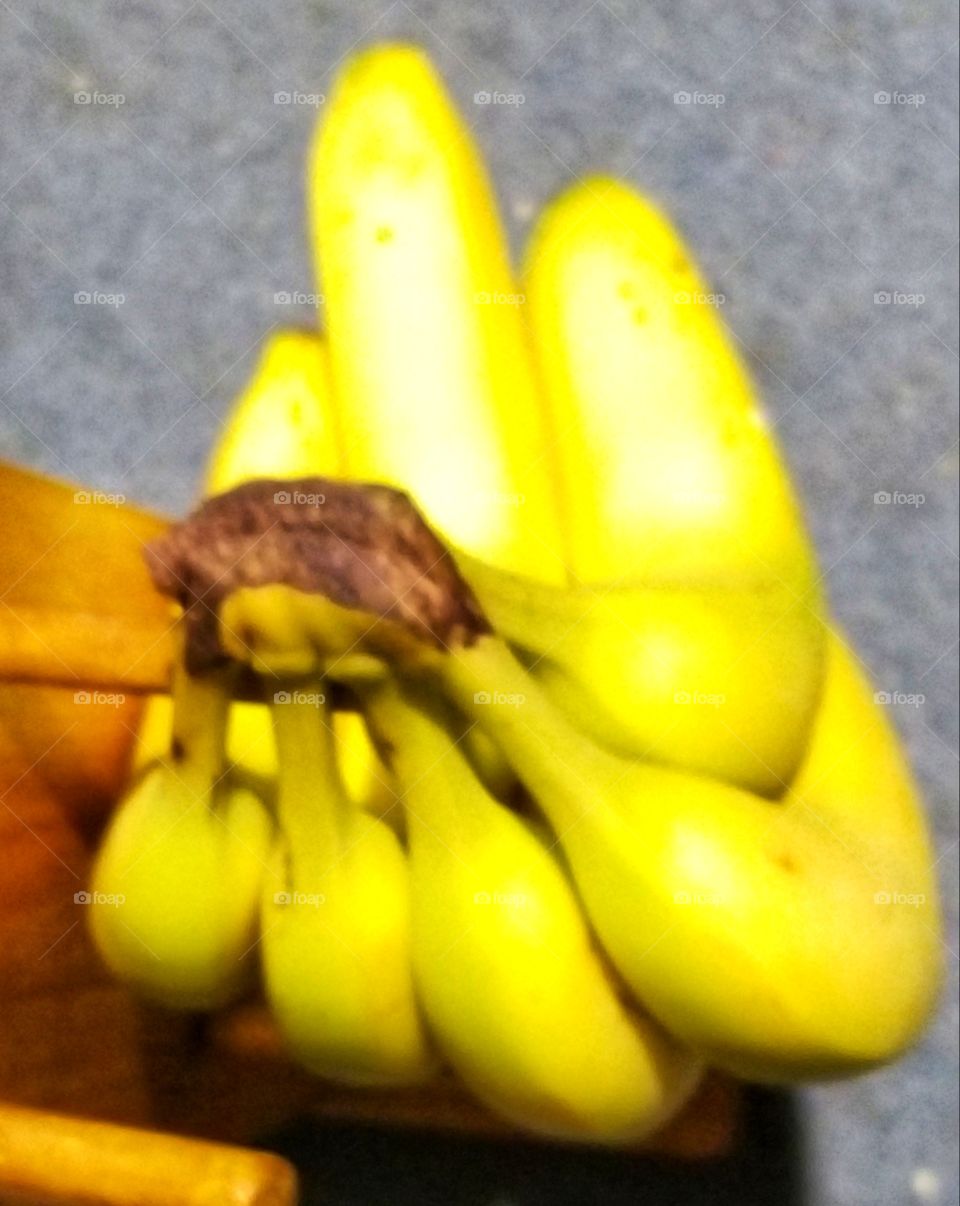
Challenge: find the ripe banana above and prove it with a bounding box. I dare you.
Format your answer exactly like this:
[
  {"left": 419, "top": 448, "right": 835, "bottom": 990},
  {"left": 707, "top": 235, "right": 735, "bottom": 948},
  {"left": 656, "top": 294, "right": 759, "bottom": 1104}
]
[
  {"left": 90, "top": 649, "right": 272, "bottom": 1009},
  {"left": 309, "top": 43, "right": 565, "bottom": 583},
  {"left": 421, "top": 629, "right": 941, "bottom": 1082},
  {"left": 259, "top": 681, "right": 434, "bottom": 1085},
  {"left": 170, "top": 504, "right": 937, "bottom": 1082},
  {"left": 362, "top": 676, "right": 701, "bottom": 1142},
  {"left": 513, "top": 172, "right": 939, "bottom": 1072},
  {"left": 523, "top": 176, "right": 818, "bottom": 594},
  {"left": 457, "top": 553, "right": 823, "bottom": 795}
]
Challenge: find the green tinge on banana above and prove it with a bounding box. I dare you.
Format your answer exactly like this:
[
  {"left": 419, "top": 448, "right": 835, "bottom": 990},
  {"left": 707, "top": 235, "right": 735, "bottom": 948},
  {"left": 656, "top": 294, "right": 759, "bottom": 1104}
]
[
  {"left": 458, "top": 551, "right": 825, "bottom": 796},
  {"left": 363, "top": 677, "right": 701, "bottom": 1142},
  {"left": 90, "top": 651, "right": 273, "bottom": 1010},
  {"left": 260, "top": 679, "right": 434, "bottom": 1087}
]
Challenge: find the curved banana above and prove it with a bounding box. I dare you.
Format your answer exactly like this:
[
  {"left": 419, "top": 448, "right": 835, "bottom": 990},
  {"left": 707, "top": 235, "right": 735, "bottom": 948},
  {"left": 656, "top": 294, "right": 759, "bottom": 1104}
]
[
  {"left": 458, "top": 553, "right": 823, "bottom": 795},
  {"left": 90, "top": 649, "right": 272, "bottom": 1009},
  {"left": 415, "top": 586, "right": 941, "bottom": 1082},
  {"left": 260, "top": 681, "right": 434, "bottom": 1085},
  {"left": 309, "top": 43, "right": 565, "bottom": 583},
  {"left": 363, "top": 677, "right": 701, "bottom": 1142},
  {"left": 523, "top": 176, "right": 818, "bottom": 592},
  {"left": 515, "top": 177, "right": 826, "bottom": 790}
]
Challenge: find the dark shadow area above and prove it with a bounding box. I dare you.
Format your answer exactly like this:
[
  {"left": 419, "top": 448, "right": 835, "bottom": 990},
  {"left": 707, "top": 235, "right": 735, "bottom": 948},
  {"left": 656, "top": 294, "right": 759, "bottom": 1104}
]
[{"left": 261, "top": 1086, "right": 805, "bottom": 1206}]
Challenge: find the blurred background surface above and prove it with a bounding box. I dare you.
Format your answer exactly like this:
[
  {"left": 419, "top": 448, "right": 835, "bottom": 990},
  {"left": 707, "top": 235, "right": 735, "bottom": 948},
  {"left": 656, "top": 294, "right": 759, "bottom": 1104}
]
[{"left": 0, "top": 2, "right": 956, "bottom": 1203}]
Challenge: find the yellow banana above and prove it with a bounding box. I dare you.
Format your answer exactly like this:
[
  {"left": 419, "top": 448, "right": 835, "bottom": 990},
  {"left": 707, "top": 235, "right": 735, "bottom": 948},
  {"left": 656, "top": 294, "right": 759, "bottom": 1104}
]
[
  {"left": 171, "top": 517, "right": 939, "bottom": 1081},
  {"left": 363, "top": 677, "right": 701, "bottom": 1142},
  {"left": 458, "top": 554, "right": 823, "bottom": 795},
  {"left": 259, "top": 681, "right": 434, "bottom": 1085},
  {"left": 410, "top": 628, "right": 941, "bottom": 1082},
  {"left": 309, "top": 43, "right": 565, "bottom": 582},
  {"left": 523, "top": 177, "right": 818, "bottom": 592},
  {"left": 90, "top": 648, "right": 272, "bottom": 1009}
]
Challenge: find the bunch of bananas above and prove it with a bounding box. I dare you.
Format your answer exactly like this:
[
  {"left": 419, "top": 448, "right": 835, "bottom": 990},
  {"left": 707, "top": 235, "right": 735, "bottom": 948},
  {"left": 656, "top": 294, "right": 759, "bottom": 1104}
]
[{"left": 90, "top": 44, "right": 942, "bottom": 1144}]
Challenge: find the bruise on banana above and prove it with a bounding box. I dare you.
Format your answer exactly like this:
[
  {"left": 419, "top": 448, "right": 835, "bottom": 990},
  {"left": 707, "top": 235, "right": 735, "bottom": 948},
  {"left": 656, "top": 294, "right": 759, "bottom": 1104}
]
[{"left": 144, "top": 477, "right": 490, "bottom": 673}]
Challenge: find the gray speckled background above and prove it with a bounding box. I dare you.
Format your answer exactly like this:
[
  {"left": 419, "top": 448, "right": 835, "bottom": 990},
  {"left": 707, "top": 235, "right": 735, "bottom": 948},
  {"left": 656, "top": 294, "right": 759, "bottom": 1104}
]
[{"left": 1, "top": 2, "right": 957, "bottom": 1203}]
